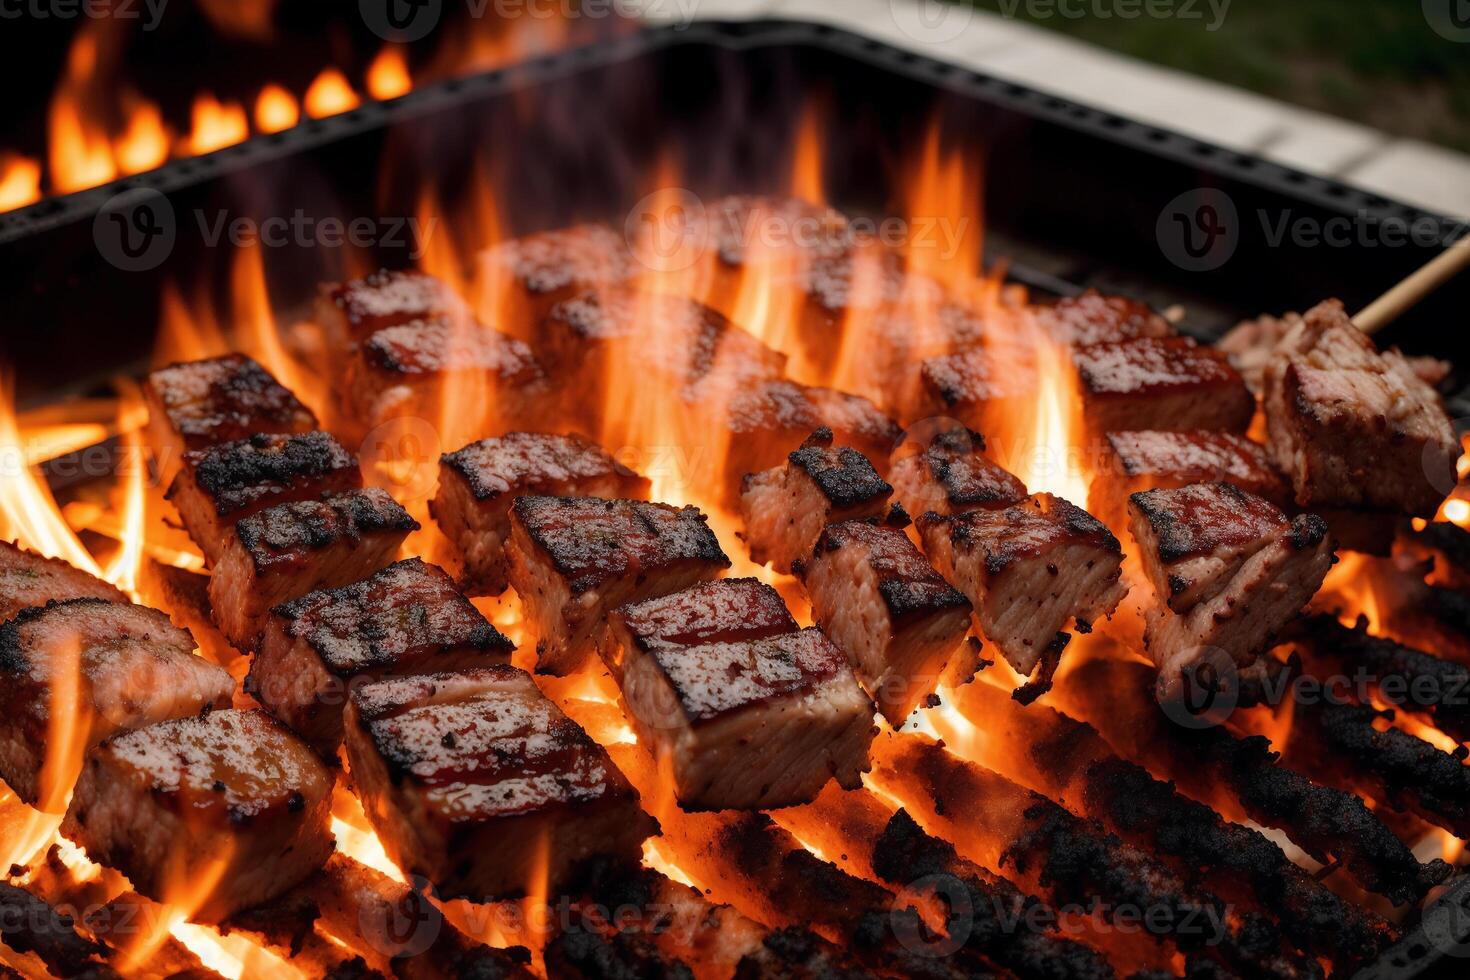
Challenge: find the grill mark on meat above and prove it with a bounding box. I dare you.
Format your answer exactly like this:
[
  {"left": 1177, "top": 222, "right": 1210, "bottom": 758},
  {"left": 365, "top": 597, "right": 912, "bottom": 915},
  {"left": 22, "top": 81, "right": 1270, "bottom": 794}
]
[
  {"left": 1130, "top": 483, "right": 1288, "bottom": 565},
  {"left": 611, "top": 578, "right": 798, "bottom": 653},
  {"left": 786, "top": 428, "right": 894, "bottom": 510},
  {"left": 175, "top": 432, "right": 359, "bottom": 517},
  {"left": 233, "top": 489, "right": 418, "bottom": 572},
  {"left": 440, "top": 432, "right": 647, "bottom": 503},
  {"left": 144, "top": 353, "right": 317, "bottom": 452}
]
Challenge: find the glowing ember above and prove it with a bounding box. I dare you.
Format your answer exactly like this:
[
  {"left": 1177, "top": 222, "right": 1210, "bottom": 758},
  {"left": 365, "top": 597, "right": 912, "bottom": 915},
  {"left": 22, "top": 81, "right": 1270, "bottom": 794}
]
[
  {"left": 368, "top": 47, "right": 413, "bottom": 101},
  {"left": 254, "top": 84, "right": 301, "bottom": 135},
  {"left": 304, "top": 68, "right": 361, "bottom": 119},
  {"left": 0, "top": 153, "right": 41, "bottom": 211}
]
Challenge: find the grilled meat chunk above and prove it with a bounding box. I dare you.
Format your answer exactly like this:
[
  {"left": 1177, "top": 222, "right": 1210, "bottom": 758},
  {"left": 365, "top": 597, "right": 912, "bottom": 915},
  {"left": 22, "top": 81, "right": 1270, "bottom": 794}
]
[
  {"left": 1263, "top": 299, "right": 1458, "bottom": 515},
  {"left": 604, "top": 578, "right": 799, "bottom": 681},
  {"left": 1074, "top": 337, "right": 1254, "bottom": 435},
  {"left": 1037, "top": 290, "right": 1175, "bottom": 348},
  {"left": 251, "top": 558, "right": 513, "bottom": 757},
  {"left": 344, "top": 666, "right": 655, "bottom": 900},
  {"left": 889, "top": 426, "right": 1028, "bottom": 520},
  {"left": 63, "top": 709, "right": 334, "bottom": 922},
  {"left": 617, "top": 627, "right": 874, "bottom": 809},
  {"left": 168, "top": 431, "right": 362, "bottom": 566},
  {"left": 0, "top": 598, "right": 233, "bottom": 808},
  {"left": 0, "top": 540, "right": 126, "bottom": 624},
  {"left": 342, "top": 316, "right": 547, "bottom": 434},
  {"left": 1090, "top": 430, "right": 1289, "bottom": 535},
  {"left": 144, "top": 354, "right": 317, "bottom": 477},
  {"left": 1128, "top": 483, "right": 1335, "bottom": 698},
  {"left": 479, "top": 224, "right": 638, "bottom": 333},
  {"left": 506, "top": 496, "right": 729, "bottom": 675},
  {"left": 804, "top": 521, "right": 971, "bottom": 726},
  {"left": 739, "top": 428, "right": 896, "bottom": 574},
  {"left": 432, "top": 432, "right": 651, "bottom": 595},
  {"left": 209, "top": 488, "right": 418, "bottom": 650},
  {"left": 918, "top": 494, "right": 1126, "bottom": 693},
  {"left": 791, "top": 249, "right": 945, "bottom": 367},
  {"left": 855, "top": 301, "right": 990, "bottom": 420},
  {"left": 916, "top": 346, "right": 1038, "bottom": 431},
  {"left": 317, "top": 269, "right": 468, "bottom": 354}
]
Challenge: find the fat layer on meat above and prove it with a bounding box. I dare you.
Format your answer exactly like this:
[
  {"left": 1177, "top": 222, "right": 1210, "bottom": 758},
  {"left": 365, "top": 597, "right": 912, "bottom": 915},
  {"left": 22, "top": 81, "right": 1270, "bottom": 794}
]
[
  {"left": 251, "top": 558, "right": 513, "bottom": 757},
  {"left": 1074, "top": 337, "right": 1254, "bottom": 435},
  {"left": 431, "top": 432, "right": 651, "bottom": 595},
  {"left": 0, "top": 598, "right": 233, "bottom": 808},
  {"left": 62, "top": 709, "right": 334, "bottom": 922},
  {"left": 343, "top": 666, "right": 655, "bottom": 900},
  {"left": 889, "top": 426, "right": 1028, "bottom": 520},
  {"left": 506, "top": 496, "right": 729, "bottom": 675},
  {"left": 0, "top": 540, "right": 126, "bottom": 625}
]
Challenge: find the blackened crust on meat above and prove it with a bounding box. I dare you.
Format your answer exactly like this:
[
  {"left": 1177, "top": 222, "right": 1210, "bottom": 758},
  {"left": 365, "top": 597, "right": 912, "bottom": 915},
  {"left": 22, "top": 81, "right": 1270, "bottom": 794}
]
[
  {"left": 320, "top": 269, "right": 466, "bottom": 344},
  {"left": 815, "top": 521, "right": 969, "bottom": 622},
  {"left": 441, "top": 432, "right": 646, "bottom": 502},
  {"left": 176, "top": 431, "right": 360, "bottom": 516},
  {"left": 946, "top": 497, "right": 1120, "bottom": 577},
  {"left": 1287, "top": 514, "right": 1330, "bottom": 551},
  {"left": 787, "top": 429, "right": 893, "bottom": 511},
  {"left": 926, "top": 428, "right": 1028, "bottom": 510},
  {"left": 1011, "top": 633, "right": 1068, "bottom": 707},
  {"left": 145, "top": 353, "right": 318, "bottom": 449},
  {"left": 235, "top": 489, "right": 419, "bottom": 571},
  {"left": 1129, "top": 483, "right": 1288, "bottom": 564}
]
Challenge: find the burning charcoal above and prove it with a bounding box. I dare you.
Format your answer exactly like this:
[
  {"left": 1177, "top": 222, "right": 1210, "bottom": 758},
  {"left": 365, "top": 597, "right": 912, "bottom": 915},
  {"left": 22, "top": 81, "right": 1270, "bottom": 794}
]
[
  {"left": 167, "top": 431, "right": 362, "bottom": 566},
  {"left": 209, "top": 488, "right": 419, "bottom": 650},
  {"left": 251, "top": 558, "right": 513, "bottom": 757},
  {"left": 0, "top": 882, "right": 115, "bottom": 977},
  {"left": 1074, "top": 337, "right": 1254, "bottom": 436},
  {"left": 506, "top": 496, "right": 729, "bottom": 676},
  {"left": 1128, "top": 484, "right": 1335, "bottom": 699},
  {"left": 1036, "top": 290, "right": 1176, "bottom": 348},
  {"left": 432, "top": 432, "right": 652, "bottom": 595},
  {"left": 915, "top": 346, "right": 1038, "bottom": 431},
  {"left": 739, "top": 428, "right": 896, "bottom": 574},
  {"left": 478, "top": 224, "right": 639, "bottom": 333},
  {"left": 1397, "top": 519, "right": 1470, "bottom": 592},
  {"left": 1263, "top": 299, "right": 1458, "bottom": 516},
  {"left": 603, "top": 577, "right": 799, "bottom": 681},
  {"left": 0, "top": 598, "right": 233, "bottom": 808},
  {"left": 62, "top": 709, "right": 334, "bottom": 923},
  {"left": 0, "top": 539, "right": 125, "bottom": 624},
  {"left": 342, "top": 316, "right": 547, "bottom": 435},
  {"left": 615, "top": 627, "right": 873, "bottom": 809},
  {"left": 918, "top": 494, "right": 1126, "bottom": 697},
  {"left": 804, "top": 521, "right": 971, "bottom": 726},
  {"left": 888, "top": 426, "right": 1028, "bottom": 520},
  {"left": 316, "top": 268, "right": 468, "bottom": 354},
  {"left": 1313, "top": 507, "right": 1404, "bottom": 557},
  {"left": 343, "top": 666, "right": 655, "bottom": 901}
]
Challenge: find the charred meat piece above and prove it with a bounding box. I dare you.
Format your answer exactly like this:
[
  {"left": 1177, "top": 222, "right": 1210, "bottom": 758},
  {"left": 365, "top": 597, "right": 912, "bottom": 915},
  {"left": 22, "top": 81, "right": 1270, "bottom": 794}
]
[
  {"left": 804, "top": 521, "right": 971, "bottom": 726},
  {"left": 792, "top": 249, "right": 945, "bottom": 362},
  {"left": 1090, "top": 429, "right": 1289, "bottom": 534},
  {"left": 0, "top": 539, "right": 125, "bottom": 624},
  {"left": 168, "top": 431, "right": 362, "bottom": 566},
  {"left": 209, "top": 488, "right": 418, "bottom": 650},
  {"left": 344, "top": 666, "right": 655, "bottom": 900},
  {"left": 144, "top": 353, "right": 317, "bottom": 477},
  {"left": 342, "top": 316, "right": 547, "bottom": 434},
  {"left": 251, "top": 558, "right": 514, "bottom": 757},
  {"left": 919, "top": 494, "right": 1126, "bottom": 691},
  {"left": 316, "top": 268, "right": 468, "bottom": 354},
  {"left": 1075, "top": 337, "right": 1254, "bottom": 435},
  {"left": 1037, "top": 290, "right": 1175, "bottom": 348},
  {"left": 1128, "top": 483, "right": 1335, "bottom": 698},
  {"left": 506, "top": 496, "right": 729, "bottom": 676},
  {"left": 617, "top": 627, "right": 874, "bottom": 810},
  {"left": 432, "top": 431, "right": 651, "bottom": 595},
  {"left": 0, "top": 598, "right": 233, "bottom": 808},
  {"left": 62, "top": 709, "right": 334, "bottom": 922},
  {"left": 739, "top": 428, "right": 896, "bottom": 574},
  {"left": 604, "top": 577, "right": 799, "bottom": 681},
  {"left": 915, "top": 345, "right": 1038, "bottom": 431},
  {"left": 889, "top": 426, "right": 1028, "bottom": 520},
  {"left": 478, "top": 224, "right": 638, "bottom": 333},
  {"left": 1264, "top": 299, "right": 1459, "bottom": 515}
]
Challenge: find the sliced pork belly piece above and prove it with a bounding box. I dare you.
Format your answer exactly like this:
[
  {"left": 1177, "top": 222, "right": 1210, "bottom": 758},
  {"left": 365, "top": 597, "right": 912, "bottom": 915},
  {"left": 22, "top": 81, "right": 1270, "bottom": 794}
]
[
  {"left": 804, "top": 521, "right": 971, "bottom": 726},
  {"left": 1090, "top": 429, "right": 1289, "bottom": 534},
  {"left": 251, "top": 558, "right": 513, "bottom": 757},
  {"left": 1075, "top": 337, "right": 1254, "bottom": 436},
  {"left": 617, "top": 627, "right": 874, "bottom": 810},
  {"left": 342, "top": 316, "right": 548, "bottom": 434},
  {"left": 1128, "top": 483, "right": 1335, "bottom": 698},
  {"left": 739, "top": 428, "right": 897, "bottom": 574},
  {"left": 316, "top": 268, "right": 467, "bottom": 354},
  {"left": 1263, "top": 299, "right": 1458, "bottom": 516},
  {"left": 0, "top": 540, "right": 125, "bottom": 624},
  {"left": 144, "top": 353, "right": 317, "bottom": 477},
  {"left": 168, "top": 431, "right": 362, "bottom": 566},
  {"left": 603, "top": 578, "right": 799, "bottom": 681},
  {"left": 0, "top": 598, "right": 233, "bottom": 808},
  {"left": 918, "top": 494, "right": 1127, "bottom": 697},
  {"left": 209, "top": 488, "right": 418, "bottom": 651},
  {"left": 432, "top": 432, "right": 651, "bottom": 595},
  {"left": 478, "top": 224, "right": 638, "bottom": 334},
  {"left": 63, "top": 709, "right": 333, "bottom": 922},
  {"left": 889, "top": 426, "right": 1028, "bottom": 520},
  {"left": 914, "top": 345, "right": 1038, "bottom": 431},
  {"left": 1037, "top": 290, "right": 1175, "bottom": 348},
  {"left": 343, "top": 666, "right": 655, "bottom": 900},
  {"left": 506, "top": 496, "right": 729, "bottom": 676}
]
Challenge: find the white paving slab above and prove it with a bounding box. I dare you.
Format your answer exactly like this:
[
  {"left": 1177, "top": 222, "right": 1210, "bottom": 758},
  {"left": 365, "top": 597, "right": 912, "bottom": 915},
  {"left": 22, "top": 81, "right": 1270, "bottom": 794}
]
[{"left": 1343, "top": 140, "right": 1470, "bottom": 220}]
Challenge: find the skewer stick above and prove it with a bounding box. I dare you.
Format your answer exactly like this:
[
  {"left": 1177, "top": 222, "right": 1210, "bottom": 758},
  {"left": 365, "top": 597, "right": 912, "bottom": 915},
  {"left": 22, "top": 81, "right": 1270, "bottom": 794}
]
[{"left": 1355, "top": 233, "right": 1470, "bottom": 335}]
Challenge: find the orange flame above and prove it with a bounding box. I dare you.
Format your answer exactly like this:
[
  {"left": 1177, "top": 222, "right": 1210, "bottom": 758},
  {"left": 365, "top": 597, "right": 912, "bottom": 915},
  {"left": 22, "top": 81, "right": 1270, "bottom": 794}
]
[
  {"left": 113, "top": 100, "right": 170, "bottom": 176},
  {"left": 182, "top": 93, "right": 249, "bottom": 156},
  {"left": 254, "top": 84, "right": 301, "bottom": 135},
  {"left": 368, "top": 47, "right": 413, "bottom": 101},
  {"left": 304, "top": 68, "right": 361, "bottom": 119},
  {"left": 0, "top": 154, "right": 42, "bottom": 211}
]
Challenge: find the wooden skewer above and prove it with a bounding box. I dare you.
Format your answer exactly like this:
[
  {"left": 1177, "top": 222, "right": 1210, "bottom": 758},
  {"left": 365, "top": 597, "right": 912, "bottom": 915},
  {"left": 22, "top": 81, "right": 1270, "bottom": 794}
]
[{"left": 1355, "top": 233, "right": 1470, "bottom": 335}]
